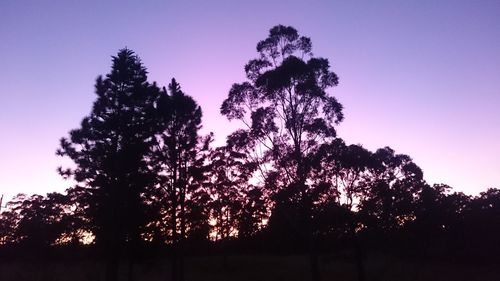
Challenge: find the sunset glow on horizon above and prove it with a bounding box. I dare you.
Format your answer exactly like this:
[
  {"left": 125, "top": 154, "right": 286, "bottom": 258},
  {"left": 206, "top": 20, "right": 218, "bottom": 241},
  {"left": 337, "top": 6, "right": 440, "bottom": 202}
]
[{"left": 1, "top": 0, "right": 499, "bottom": 203}]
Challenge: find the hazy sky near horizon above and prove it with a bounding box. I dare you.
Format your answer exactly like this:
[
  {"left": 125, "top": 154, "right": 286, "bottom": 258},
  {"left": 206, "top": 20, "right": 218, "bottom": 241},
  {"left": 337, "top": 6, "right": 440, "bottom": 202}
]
[{"left": 1, "top": 0, "right": 499, "bottom": 202}]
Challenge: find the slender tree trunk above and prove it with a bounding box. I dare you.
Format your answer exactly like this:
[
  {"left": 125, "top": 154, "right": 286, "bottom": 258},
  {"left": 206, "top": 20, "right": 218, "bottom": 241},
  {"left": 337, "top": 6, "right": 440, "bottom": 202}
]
[
  {"left": 179, "top": 252, "right": 185, "bottom": 281},
  {"left": 171, "top": 251, "right": 178, "bottom": 281},
  {"left": 105, "top": 253, "right": 119, "bottom": 281},
  {"left": 222, "top": 212, "right": 229, "bottom": 270},
  {"left": 179, "top": 185, "right": 186, "bottom": 281},
  {"left": 127, "top": 256, "right": 135, "bottom": 281},
  {"left": 170, "top": 162, "right": 179, "bottom": 281},
  {"left": 106, "top": 190, "right": 120, "bottom": 281},
  {"left": 352, "top": 224, "right": 366, "bottom": 281},
  {"left": 171, "top": 207, "right": 178, "bottom": 281},
  {"left": 297, "top": 157, "right": 321, "bottom": 281},
  {"left": 128, "top": 233, "right": 140, "bottom": 281},
  {"left": 306, "top": 206, "right": 320, "bottom": 281},
  {"left": 308, "top": 235, "right": 321, "bottom": 281}
]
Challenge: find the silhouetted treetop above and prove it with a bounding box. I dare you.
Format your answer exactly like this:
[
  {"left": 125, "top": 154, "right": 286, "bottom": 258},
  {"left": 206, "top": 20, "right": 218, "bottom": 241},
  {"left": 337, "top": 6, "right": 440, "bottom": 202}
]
[
  {"left": 107, "top": 49, "right": 148, "bottom": 84},
  {"left": 255, "top": 25, "right": 312, "bottom": 64},
  {"left": 222, "top": 25, "right": 342, "bottom": 134}
]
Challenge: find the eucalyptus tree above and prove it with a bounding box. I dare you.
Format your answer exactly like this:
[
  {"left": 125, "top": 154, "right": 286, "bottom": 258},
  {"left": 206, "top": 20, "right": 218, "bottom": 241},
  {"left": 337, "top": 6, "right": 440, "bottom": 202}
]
[
  {"left": 309, "top": 140, "right": 376, "bottom": 281},
  {"left": 312, "top": 139, "right": 375, "bottom": 211},
  {"left": 221, "top": 25, "right": 343, "bottom": 281},
  {"left": 57, "top": 49, "right": 161, "bottom": 281},
  {"left": 358, "top": 147, "right": 425, "bottom": 233},
  {"left": 14, "top": 194, "right": 66, "bottom": 248},
  {"left": 454, "top": 188, "right": 500, "bottom": 258},
  {"left": 313, "top": 144, "right": 424, "bottom": 281}
]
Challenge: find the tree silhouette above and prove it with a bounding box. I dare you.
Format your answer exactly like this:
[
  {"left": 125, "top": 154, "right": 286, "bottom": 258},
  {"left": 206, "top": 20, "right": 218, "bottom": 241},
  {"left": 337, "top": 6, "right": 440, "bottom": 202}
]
[
  {"left": 206, "top": 145, "right": 258, "bottom": 240},
  {"left": 459, "top": 188, "right": 500, "bottom": 259},
  {"left": 221, "top": 25, "right": 343, "bottom": 281},
  {"left": 0, "top": 193, "right": 69, "bottom": 254},
  {"left": 358, "top": 147, "right": 424, "bottom": 233},
  {"left": 57, "top": 48, "right": 161, "bottom": 281},
  {"left": 15, "top": 194, "right": 65, "bottom": 248},
  {"left": 312, "top": 140, "right": 377, "bottom": 281},
  {"left": 0, "top": 194, "right": 24, "bottom": 246},
  {"left": 312, "top": 139, "right": 376, "bottom": 211},
  {"left": 57, "top": 186, "right": 94, "bottom": 245},
  {"left": 148, "top": 78, "right": 206, "bottom": 281}
]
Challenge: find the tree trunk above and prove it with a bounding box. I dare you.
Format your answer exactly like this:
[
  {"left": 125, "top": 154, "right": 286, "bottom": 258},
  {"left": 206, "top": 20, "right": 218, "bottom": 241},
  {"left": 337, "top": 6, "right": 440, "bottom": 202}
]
[
  {"left": 308, "top": 233, "right": 321, "bottom": 281},
  {"left": 171, "top": 250, "right": 178, "bottom": 281},
  {"left": 179, "top": 254, "right": 185, "bottom": 281},
  {"left": 105, "top": 254, "right": 119, "bottom": 281},
  {"left": 352, "top": 224, "right": 366, "bottom": 281},
  {"left": 300, "top": 192, "right": 321, "bottom": 281},
  {"left": 171, "top": 212, "right": 178, "bottom": 281},
  {"left": 170, "top": 162, "right": 179, "bottom": 281},
  {"left": 127, "top": 256, "right": 135, "bottom": 281},
  {"left": 179, "top": 187, "right": 186, "bottom": 281},
  {"left": 105, "top": 215, "right": 120, "bottom": 281}
]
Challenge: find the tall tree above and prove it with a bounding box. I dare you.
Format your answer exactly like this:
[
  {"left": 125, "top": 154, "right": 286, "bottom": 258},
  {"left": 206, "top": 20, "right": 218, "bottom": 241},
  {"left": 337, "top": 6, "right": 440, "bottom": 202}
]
[
  {"left": 57, "top": 48, "right": 160, "bottom": 281},
  {"left": 220, "top": 25, "right": 343, "bottom": 281},
  {"left": 149, "top": 78, "right": 206, "bottom": 281}
]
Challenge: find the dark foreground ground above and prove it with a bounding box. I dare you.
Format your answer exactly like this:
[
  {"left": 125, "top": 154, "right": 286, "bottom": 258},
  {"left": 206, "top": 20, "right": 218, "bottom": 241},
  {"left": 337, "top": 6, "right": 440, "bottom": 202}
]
[{"left": 1, "top": 254, "right": 498, "bottom": 281}]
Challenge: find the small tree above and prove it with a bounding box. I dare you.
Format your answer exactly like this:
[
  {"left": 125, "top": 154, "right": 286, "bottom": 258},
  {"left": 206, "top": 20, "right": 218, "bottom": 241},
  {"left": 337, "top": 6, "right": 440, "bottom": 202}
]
[
  {"left": 0, "top": 194, "right": 24, "bottom": 246},
  {"left": 358, "top": 147, "right": 424, "bottom": 233},
  {"left": 206, "top": 145, "right": 258, "bottom": 240}
]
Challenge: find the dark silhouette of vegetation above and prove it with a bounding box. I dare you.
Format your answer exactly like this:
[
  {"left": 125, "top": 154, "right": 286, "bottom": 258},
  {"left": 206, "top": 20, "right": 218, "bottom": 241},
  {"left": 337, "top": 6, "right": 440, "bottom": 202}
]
[
  {"left": 148, "top": 78, "right": 208, "bottom": 281},
  {"left": 0, "top": 25, "right": 499, "bottom": 281},
  {"left": 55, "top": 49, "right": 162, "bottom": 281}
]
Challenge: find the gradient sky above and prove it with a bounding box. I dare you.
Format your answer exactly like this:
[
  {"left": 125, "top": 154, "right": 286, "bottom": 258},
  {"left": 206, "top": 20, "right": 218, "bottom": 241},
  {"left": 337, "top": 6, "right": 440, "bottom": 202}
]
[{"left": 1, "top": 0, "right": 499, "bottom": 202}]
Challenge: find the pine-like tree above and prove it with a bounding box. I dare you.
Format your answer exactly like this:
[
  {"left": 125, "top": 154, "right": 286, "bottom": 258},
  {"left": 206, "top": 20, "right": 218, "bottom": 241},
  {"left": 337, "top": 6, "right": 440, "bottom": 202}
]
[
  {"left": 57, "top": 48, "right": 160, "bottom": 281},
  {"left": 149, "top": 78, "right": 206, "bottom": 281}
]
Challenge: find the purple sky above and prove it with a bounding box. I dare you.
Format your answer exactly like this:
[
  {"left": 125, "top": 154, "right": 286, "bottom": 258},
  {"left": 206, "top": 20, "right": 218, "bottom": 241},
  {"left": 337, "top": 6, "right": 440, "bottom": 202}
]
[{"left": 1, "top": 0, "right": 499, "bottom": 202}]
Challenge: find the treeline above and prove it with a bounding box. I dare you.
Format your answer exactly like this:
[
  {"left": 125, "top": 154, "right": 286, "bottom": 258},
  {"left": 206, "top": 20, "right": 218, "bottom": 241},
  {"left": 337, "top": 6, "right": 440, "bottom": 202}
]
[{"left": 1, "top": 25, "right": 499, "bottom": 281}]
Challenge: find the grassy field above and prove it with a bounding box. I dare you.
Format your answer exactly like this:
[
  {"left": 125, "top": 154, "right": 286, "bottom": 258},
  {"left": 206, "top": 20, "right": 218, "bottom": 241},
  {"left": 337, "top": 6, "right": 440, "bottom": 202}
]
[{"left": 1, "top": 254, "right": 498, "bottom": 281}]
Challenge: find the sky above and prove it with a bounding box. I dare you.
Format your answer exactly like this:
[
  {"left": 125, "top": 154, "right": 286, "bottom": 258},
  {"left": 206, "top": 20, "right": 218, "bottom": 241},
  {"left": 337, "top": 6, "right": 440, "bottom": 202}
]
[{"left": 1, "top": 0, "right": 499, "bottom": 202}]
